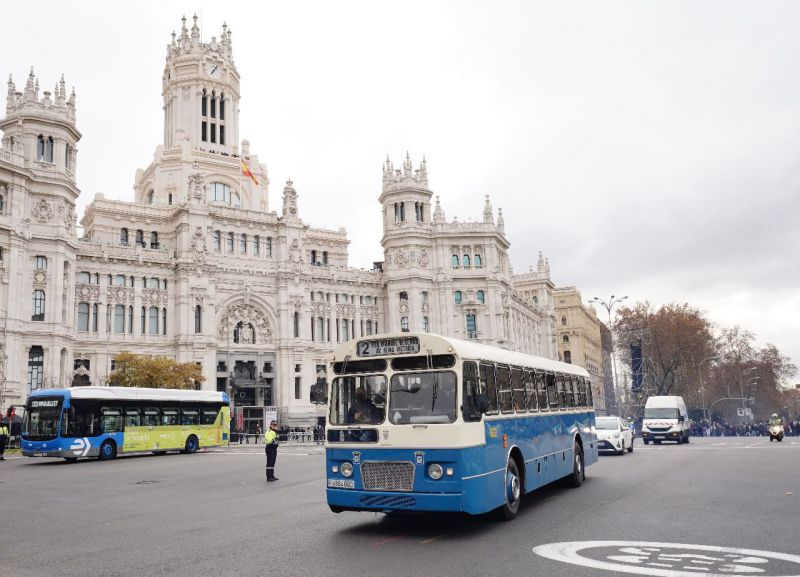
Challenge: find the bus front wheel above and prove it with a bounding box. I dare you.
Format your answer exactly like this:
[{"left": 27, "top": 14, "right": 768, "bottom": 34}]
[
  {"left": 184, "top": 435, "right": 199, "bottom": 454},
  {"left": 98, "top": 440, "right": 117, "bottom": 461},
  {"left": 496, "top": 458, "right": 522, "bottom": 521}
]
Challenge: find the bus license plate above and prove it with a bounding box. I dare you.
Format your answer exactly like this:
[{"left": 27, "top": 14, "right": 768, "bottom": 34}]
[
  {"left": 654, "top": 436, "right": 664, "bottom": 439},
  {"left": 328, "top": 479, "right": 355, "bottom": 489}
]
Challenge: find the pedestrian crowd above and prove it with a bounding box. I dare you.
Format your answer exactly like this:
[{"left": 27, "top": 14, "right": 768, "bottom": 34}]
[
  {"left": 689, "top": 419, "right": 799, "bottom": 437},
  {"left": 233, "top": 423, "right": 325, "bottom": 445}
]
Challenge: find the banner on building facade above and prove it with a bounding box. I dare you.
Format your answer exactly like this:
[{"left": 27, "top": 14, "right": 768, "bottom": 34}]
[{"left": 630, "top": 343, "right": 643, "bottom": 392}]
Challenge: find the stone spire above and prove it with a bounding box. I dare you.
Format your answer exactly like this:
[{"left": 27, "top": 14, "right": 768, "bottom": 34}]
[
  {"left": 483, "top": 194, "right": 493, "bottom": 223},
  {"left": 497, "top": 208, "right": 505, "bottom": 232},
  {"left": 24, "top": 68, "right": 36, "bottom": 101},
  {"left": 403, "top": 151, "right": 413, "bottom": 177},
  {"left": 180, "top": 15, "right": 189, "bottom": 46},
  {"left": 419, "top": 155, "right": 428, "bottom": 185},
  {"left": 537, "top": 251, "right": 546, "bottom": 273},
  {"left": 6, "top": 74, "right": 15, "bottom": 110},
  {"left": 433, "top": 195, "right": 444, "bottom": 223},
  {"left": 191, "top": 14, "right": 201, "bottom": 47}
]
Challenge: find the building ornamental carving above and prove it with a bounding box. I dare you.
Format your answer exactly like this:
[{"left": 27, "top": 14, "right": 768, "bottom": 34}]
[{"left": 31, "top": 198, "right": 53, "bottom": 223}]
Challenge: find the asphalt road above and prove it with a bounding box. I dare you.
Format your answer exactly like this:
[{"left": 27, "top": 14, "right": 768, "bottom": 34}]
[{"left": 1, "top": 437, "right": 799, "bottom": 577}]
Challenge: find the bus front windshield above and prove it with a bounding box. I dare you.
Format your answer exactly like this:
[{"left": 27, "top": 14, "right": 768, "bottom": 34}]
[
  {"left": 329, "top": 375, "right": 387, "bottom": 425},
  {"left": 23, "top": 397, "right": 63, "bottom": 440},
  {"left": 390, "top": 372, "right": 457, "bottom": 424}
]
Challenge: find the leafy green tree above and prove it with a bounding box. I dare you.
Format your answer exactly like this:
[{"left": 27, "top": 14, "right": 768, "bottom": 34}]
[{"left": 108, "top": 352, "right": 204, "bottom": 390}]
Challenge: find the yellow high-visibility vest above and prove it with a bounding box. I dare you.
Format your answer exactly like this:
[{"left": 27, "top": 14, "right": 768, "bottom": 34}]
[{"left": 264, "top": 430, "right": 278, "bottom": 444}]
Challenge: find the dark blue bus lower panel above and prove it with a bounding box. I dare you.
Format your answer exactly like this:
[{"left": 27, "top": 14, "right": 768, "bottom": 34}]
[{"left": 326, "top": 411, "right": 597, "bottom": 516}]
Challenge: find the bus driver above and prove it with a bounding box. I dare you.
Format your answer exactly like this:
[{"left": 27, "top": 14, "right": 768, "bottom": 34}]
[{"left": 348, "top": 387, "right": 380, "bottom": 424}]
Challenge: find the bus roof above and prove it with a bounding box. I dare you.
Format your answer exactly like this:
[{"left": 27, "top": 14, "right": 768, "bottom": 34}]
[
  {"left": 334, "top": 332, "right": 590, "bottom": 378},
  {"left": 29, "top": 387, "right": 228, "bottom": 404}
]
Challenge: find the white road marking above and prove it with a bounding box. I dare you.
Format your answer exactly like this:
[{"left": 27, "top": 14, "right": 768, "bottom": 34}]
[{"left": 532, "top": 541, "right": 800, "bottom": 577}]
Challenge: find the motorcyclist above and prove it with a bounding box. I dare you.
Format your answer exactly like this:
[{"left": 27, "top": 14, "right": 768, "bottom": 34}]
[{"left": 768, "top": 413, "right": 783, "bottom": 427}]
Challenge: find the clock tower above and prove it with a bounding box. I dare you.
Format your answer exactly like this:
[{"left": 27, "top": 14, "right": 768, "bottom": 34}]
[{"left": 162, "top": 15, "right": 240, "bottom": 155}]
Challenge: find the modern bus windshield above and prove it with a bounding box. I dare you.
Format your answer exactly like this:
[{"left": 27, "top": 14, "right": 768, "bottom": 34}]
[{"left": 23, "top": 397, "right": 63, "bottom": 440}]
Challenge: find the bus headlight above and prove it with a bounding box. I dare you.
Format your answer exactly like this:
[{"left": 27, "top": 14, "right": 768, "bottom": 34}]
[
  {"left": 340, "top": 462, "right": 354, "bottom": 478},
  {"left": 428, "top": 463, "right": 444, "bottom": 480}
]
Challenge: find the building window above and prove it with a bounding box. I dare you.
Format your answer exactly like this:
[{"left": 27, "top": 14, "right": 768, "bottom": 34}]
[
  {"left": 148, "top": 307, "right": 159, "bottom": 335},
  {"left": 0, "top": 193, "right": 5, "bottom": 213},
  {"left": 240, "top": 233, "right": 247, "bottom": 253},
  {"left": 77, "top": 271, "right": 90, "bottom": 284},
  {"left": 35, "top": 255, "right": 47, "bottom": 270},
  {"left": 140, "top": 307, "right": 146, "bottom": 334},
  {"left": 322, "top": 251, "right": 328, "bottom": 265},
  {"left": 533, "top": 295, "right": 538, "bottom": 304},
  {"left": 474, "top": 254, "right": 482, "bottom": 267},
  {"left": 128, "top": 306, "right": 133, "bottom": 334},
  {"left": 421, "top": 291, "right": 429, "bottom": 303},
  {"left": 466, "top": 314, "right": 477, "bottom": 339},
  {"left": 120, "top": 228, "right": 129, "bottom": 245},
  {"left": 150, "top": 232, "right": 159, "bottom": 249},
  {"left": 561, "top": 316, "right": 567, "bottom": 326},
  {"left": 399, "top": 291, "right": 408, "bottom": 302},
  {"left": 310, "top": 250, "right": 317, "bottom": 264},
  {"left": 114, "top": 305, "right": 125, "bottom": 333},
  {"left": 92, "top": 303, "right": 98, "bottom": 332},
  {"left": 77, "top": 302, "right": 90, "bottom": 331},
  {"left": 423, "top": 316, "right": 429, "bottom": 332},
  {"left": 415, "top": 201, "right": 424, "bottom": 222},
  {"left": 32, "top": 290, "right": 45, "bottom": 321},
  {"left": 463, "top": 254, "right": 471, "bottom": 267},
  {"left": 341, "top": 319, "right": 350, "bottom": 341},
  {"left": 264, "top": 237, "right": 272, "bottom": 257},
  {"left": 27, "top": 346, "right": 45, "bottom": 391},
  {"left": 146, "top": 190, "right": 154, "bottom": 205},
  {"left": 37, "top": 136, "right": 54, "bottom": 163},
  {"left": 253, "top": 235, "right": 260, "bottom": 256},
  {"left": 400, "top": 316, "right": 409, "bottom": 332},
  {"left": 564, "top": 351, "right": 572, "bottom": 364},
  {"left": 168, "top": 193, "right": 173, "bottom": 205},
  {"left": 477, "top": 290, "right": 485, "bottom": 304},
  {"left": 293, "top": 312, "right": 300, "bottom": 338},
  {"left": 195, "top": 305, "right": 202, "bottom": 333},
  {"left": 454, "top": 291, "right": 462, "bottom": 305},
  {"left": 226, "top": 232, "right": 234, "bottom": 252},
  {"left": 451, "top": 254, "right": 459, "bottom": 268},
  {"left": 136, "top": 229, "right": 145, "bottom": 247},
  {"left": 295, "top": 377, "right": 301, "bottom": 400},
  {"left": 563, "top": 335, "right": 570, "bottom": 343},
  {"left": 213, "top": 230, "right": 221, "bottom": 251},
  {"left": 162, "top": 309, "right": 167, "bottom": 335},
  {"left": 210, "top": 182, "right": 232, "bottom": 204}
]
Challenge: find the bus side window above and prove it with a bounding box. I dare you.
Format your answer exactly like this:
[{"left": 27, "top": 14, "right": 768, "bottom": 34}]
[
  {"left": 181, "top": 408, "right": 200, "bottom": 426},
  {"left": 511, "top": 368, "right": 526, "bottom": 412},
  {"left": 567, "top": 378, "right": 576, "bottom": 408},
  {"left": 479, "top": 363, "right": 499, "bottom": 414},
  {"left": 579, "top": 378, "right": 587, "bottom": 407},
  {"left": 524, "top": 370, "right": 538, "bottom": 412},
  {"left": 496, "top": 366, "right": 513, "bottom": 414},
  {"left": 124, "top": 407, "right": 141, "bottom": 428},
  {"left": 201, "top": 408, "right": 219, "bottom": 425},
  {"left": 461, "top": 361, "right": 484, "bottom": 421},
  {"left": 546, "top": 373, "right": 559, "bottom": 410},
  {"left": 143, "top": 408, "right": 160, "bottom": 427},
  {"left": 556, "top": 375, "right": 567, "bottom": 409},
  {"left": 536, "top": 372, "right": 548, "bottom": 411},
  {"left": 162, "top": 409, "right": 179, "bottom": 426},
  {"left": 101, "top": 408, "right": 123, "bottom": 433},
  {"left": 586, "top": 378, "right": 594, "bottom": 407}
]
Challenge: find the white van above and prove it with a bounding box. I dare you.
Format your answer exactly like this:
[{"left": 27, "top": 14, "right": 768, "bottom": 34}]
[{"left": 641, "top": 396, "right": 690, "bottom": 445}]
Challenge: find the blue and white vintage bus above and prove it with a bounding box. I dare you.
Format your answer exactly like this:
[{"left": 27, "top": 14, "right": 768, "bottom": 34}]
[
  {"left": 325, "top": 333, "right": 598, "bottom": 520},
  {"left": 21, "top": 387, "right": 230, "bottom": 461}
]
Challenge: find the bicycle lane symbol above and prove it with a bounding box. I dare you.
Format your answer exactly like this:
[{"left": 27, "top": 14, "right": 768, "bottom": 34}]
[{"left": 532, "top": 541, "right": 800, "bottom": 577}]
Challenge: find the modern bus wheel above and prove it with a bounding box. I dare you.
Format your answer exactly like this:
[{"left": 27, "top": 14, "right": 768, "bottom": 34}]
[
  {"left": 98, "top": 440, "right": 117, "bottom": 461},
  {"left": 566, "top": 442, "right": 584, "bottom": 488},
  {"left": 496, "top": 458, "right": 522, "bottom": 521},
  {"left": 184, "top": 435, "right": 199, "bottom": 454}
]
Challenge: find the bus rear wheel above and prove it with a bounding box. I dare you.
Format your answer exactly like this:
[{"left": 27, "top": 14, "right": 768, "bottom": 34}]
[
  {"left": 565, "top": 442, "right": 584, "bottom": 488},
  {"left": 98, "top": 440, "right": 117, "bottom": 461},
  {"left": 496, "top": 458, "right": 522, "bottom": 521},
  {"left": 184, "top": 435, "right": 199, "bottom": 454}
]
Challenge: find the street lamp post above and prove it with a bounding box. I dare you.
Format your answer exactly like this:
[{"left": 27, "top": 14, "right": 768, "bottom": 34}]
[
  {"left": 739, "top": 367, "right": 758, "bottom": 423},
  {"left": 589, "top": 294, "right": 628, "bottom": 415},
  {"left": 698, "top": 355, "right": 720, "bottom": 421}
]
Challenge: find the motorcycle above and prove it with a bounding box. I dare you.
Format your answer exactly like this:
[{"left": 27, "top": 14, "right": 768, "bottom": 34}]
[{"left": 768, "top": 423, "right": 784, "bottom": 442}]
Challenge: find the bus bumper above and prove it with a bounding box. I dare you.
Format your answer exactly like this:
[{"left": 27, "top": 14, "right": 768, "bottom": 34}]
[{"left": 327, "top": 488, "right": 463, "bottom": 513}]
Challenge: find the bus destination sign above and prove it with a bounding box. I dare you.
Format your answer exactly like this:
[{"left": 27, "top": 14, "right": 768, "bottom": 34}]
[{"left": 357, "top": 337, "right": 420, "bottom": 357}]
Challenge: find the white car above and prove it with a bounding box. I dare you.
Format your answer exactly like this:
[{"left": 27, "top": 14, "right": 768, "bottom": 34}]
[{"left": 596, "top": 416, "right": 634, "bottom": 455}]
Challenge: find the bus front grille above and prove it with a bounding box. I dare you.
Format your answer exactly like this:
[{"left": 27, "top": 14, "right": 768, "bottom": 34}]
[
  {"left": 361, "top": 461, "right": 415, "bottom": 491},
  {"left": 360, "top": 495, "right": 416, "bottom": 508}
]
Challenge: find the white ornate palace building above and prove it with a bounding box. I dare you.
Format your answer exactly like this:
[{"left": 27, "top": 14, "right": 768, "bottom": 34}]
[{"left": 0, "top": 17, "right": 569, "bottom": 427}]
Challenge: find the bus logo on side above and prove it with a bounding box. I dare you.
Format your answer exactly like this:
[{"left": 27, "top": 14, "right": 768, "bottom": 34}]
[{"left": 70, "top": 437, "right": 91, "bottom": 457}]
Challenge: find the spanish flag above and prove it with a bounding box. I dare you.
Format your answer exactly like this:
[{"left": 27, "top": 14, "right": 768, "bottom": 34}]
[{"left": 241, "top": 160, "right": 259, "bottom": 185}]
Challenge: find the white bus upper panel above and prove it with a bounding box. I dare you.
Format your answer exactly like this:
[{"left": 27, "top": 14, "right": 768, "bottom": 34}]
[
  {"left": 66, "top": 387, "right": 226, "bottom": 403},
  {"left": 333, "top": 332, "right": 590, "bottom": 378}
]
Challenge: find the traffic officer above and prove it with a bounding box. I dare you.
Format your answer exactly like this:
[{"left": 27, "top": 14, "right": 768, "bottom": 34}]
[
  {"left": 0, "top": 419, "right": 9, "bottom": 461},
  {"left": 264, "top": 420, "right": 279, "bottom": 482}
]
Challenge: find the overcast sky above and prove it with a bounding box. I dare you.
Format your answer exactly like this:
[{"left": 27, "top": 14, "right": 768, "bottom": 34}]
[{"left": 3, "top": 1, "right": 798, "bottom": 381}]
